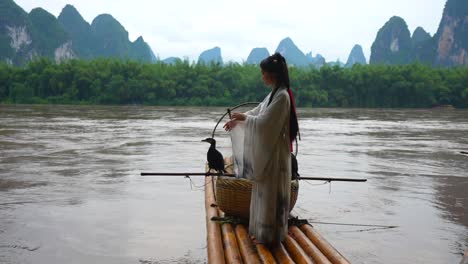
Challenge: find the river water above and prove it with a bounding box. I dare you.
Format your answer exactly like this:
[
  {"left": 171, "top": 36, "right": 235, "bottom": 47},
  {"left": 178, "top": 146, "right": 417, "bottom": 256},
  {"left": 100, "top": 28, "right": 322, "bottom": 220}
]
[{"left": 0, "top": 104, "right": 467, "bottom": 264}]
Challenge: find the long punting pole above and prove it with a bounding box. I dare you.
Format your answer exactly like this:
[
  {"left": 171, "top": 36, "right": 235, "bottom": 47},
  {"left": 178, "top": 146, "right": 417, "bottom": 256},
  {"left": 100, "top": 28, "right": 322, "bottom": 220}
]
[
  {"left": 298, "top": 177, "right": 367, "bottom": 182},
  {"left": 140, "top": 172, "right": 367, "bottom": 182},
  {"left": 140, "top": 172, "right": 236, "bottom": 177}
]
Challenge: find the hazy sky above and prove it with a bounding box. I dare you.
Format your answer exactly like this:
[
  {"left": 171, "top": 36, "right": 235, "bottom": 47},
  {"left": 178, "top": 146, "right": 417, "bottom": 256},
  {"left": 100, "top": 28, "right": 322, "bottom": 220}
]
[{"left": 14, "top": 0, "right": 447, "bottom": 63}]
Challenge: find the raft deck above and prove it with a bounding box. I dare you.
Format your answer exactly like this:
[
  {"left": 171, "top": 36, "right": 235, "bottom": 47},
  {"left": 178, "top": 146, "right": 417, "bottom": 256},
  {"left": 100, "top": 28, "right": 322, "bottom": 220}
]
[{"left": 205, "top": 160, "right": 351, "bottom": 264}]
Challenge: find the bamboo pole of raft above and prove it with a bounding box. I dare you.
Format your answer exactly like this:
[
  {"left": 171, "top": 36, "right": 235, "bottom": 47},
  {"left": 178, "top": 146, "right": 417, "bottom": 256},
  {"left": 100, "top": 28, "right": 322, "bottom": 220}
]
[
  {"left": 234, "top": 225, "right": 262, "bottom": 264},
  {"left": 289, "top": 225, "right": 332, "bottom": 264},
  {"left": 284, "top": 235, "right": 314, "bottom": 264},
  {"left": 256, "top": 244, "right": 277, "bottom": 264},
  {"left": 205, "top": 175, "right": 225, "bottom": 264},
  {"left": 300, "top": 224, "right": 351, "bottom": 264},
  {"left": 220, "top": 222, "right": 242, "bottom": 264},
  {"left": 272, "top": 243, "right": 295, "bottom": 264},
  {"left": 460, "top": 249, "right": 468, "bottom": 264}
]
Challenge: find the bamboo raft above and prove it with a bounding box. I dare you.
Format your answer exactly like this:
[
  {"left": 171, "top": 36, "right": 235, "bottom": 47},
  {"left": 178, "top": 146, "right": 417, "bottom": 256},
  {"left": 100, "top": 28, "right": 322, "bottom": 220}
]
[
  {"left": 461, "top": 250, "right": 468, "bottom": 264},
  {"left": 205, "top": 158, "right": 351, "bottom": 264}
]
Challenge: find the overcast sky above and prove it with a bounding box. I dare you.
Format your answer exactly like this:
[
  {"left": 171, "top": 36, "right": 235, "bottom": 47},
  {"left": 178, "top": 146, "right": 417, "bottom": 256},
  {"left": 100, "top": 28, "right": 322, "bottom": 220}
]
[{"left": 15, "top": 0, "right": 447, "bottom": 63}]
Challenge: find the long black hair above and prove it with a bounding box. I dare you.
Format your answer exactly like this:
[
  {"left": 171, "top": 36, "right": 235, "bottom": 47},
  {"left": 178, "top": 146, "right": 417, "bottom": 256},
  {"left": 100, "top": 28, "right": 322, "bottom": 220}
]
[{"left": 260, "top": 52, "right": 299, "bottom": 144}]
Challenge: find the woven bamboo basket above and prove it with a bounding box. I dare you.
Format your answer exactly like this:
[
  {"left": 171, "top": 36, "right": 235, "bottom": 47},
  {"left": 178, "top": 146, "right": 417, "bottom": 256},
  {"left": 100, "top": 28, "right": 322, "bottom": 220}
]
[{"left": 215, "top": 176, "right": 299, "bottom": 219}]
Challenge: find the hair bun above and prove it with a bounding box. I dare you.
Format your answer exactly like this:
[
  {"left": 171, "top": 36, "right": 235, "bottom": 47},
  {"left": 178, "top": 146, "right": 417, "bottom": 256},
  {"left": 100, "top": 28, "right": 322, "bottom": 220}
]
[{"left": 272, "top": 52, "right": 286, "bottom": 64}]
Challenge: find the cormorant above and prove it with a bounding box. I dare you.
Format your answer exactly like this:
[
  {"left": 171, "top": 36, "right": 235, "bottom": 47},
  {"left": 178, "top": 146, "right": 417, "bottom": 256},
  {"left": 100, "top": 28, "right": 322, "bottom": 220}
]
[{"left": 201, "top": 138, "right": 226, "bottom": 173}]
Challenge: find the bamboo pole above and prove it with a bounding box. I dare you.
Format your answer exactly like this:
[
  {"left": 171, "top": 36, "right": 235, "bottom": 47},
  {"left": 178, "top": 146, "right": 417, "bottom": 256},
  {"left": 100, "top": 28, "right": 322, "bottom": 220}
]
[
  {"left": 298, "top": 177, "right": 366, "bottom": 182},
  {"left": 256, "top": 244, "right": 277, "bottom": 264},
  {"left": 205, "top": 175, "right": 225, "bottom": 264},
  {"left": 219, "top": 157, "right": 243, "bottom": 264},
  {"left": 272, "top": 243, "right": 295, "bottom": 264},
  {"left": 460, "top": 249, "right": 468, "bottom": 264},
  {"left": 234, "top": 225, "right": 262, "bottom": 264},
  {"left": 141, "top": 172, "right": 366, "bottom": 182},
  {"left": 300, "top": 224, "right": 350, "bottom": 264},
  {"left": 289, "top": 225, "right": 332, "bottom": 264},
  {"left": 221, "top": 222, "right": 242, "bottom": 264},
  {"left": 141, "top": 172, "right": 236, "bottom": 177},
  {"left": 284, "top": 235, "right": 314, "bottom": 264}
]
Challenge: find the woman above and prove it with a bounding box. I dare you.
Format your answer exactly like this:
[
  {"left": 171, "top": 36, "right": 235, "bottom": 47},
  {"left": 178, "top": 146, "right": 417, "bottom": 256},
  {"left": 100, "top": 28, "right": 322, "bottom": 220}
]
[{"left": 224, "top": 52, "right": 299, "bottom": 246}]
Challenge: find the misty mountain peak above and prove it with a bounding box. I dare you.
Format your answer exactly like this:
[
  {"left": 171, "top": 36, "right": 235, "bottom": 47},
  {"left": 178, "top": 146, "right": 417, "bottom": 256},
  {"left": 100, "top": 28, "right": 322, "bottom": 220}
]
[
  {"left": 198, "top": 47, "right": 223, "bottom": 65},
  {"left": 412, "top": 27, "right": 431, "bottom": 44},
  {"left": 345, "top": 44, "right": 367, "bottom": 67},
  {"left": 246, "top": 47, "right": 269, "bottom": 64}
]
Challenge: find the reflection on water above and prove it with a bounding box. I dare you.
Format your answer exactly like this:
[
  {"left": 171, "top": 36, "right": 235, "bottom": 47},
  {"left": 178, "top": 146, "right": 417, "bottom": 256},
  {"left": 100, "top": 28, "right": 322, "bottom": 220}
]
[
  {"left": 0, "top": 104, "right": 467, "bottom": 264},
  {"left": 294, "top": 108, "right": 468, "bottom": 264},
  {"left": 435, "top": 176, "right": 468, "bottom": 229},
  {"left": 0, "top": 179, "right": 47, "bottom": 192}
]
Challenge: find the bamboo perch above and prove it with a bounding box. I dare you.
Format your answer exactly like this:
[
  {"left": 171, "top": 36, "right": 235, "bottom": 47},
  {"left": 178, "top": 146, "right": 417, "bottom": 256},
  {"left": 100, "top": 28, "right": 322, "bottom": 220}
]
[
  {"left": 141, "top": 172, "right": 367, "bottom": 182},
  {"left": 141, "top": 172, "right": 236, "bottom": 177},
  {"left": 298, "top": 177, "right": 367, "bottom": 182}
]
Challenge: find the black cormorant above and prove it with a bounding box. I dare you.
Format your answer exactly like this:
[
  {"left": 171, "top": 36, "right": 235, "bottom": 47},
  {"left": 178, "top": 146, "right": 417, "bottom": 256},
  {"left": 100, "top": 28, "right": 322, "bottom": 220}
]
[{"left": 201, "top": 138, "right": 226, "bottom": 173}]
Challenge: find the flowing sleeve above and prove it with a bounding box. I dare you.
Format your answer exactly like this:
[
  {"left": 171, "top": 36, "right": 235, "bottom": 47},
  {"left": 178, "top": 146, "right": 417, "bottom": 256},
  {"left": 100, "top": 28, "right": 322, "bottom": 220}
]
[
  {"left": 229, "top": 121, "right": 245, "bottom": 177},
  {"left": 230, "top": 93, "right": 270, "bottom": 178},
  {"left": 244, "top": 90, "right": 290, "bottom": 181},
  {"left": 244, "top": 92, "right": 271, "bottom": 116},
  {"left": 245, "top": 103, "right": 262, "bottom": 116}
]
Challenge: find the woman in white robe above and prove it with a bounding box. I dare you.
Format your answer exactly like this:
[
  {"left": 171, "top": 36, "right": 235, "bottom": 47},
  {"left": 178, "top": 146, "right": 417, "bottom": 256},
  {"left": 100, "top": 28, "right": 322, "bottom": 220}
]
[{"left": 224, "top": 53, "right": 299, "bottom": 246}]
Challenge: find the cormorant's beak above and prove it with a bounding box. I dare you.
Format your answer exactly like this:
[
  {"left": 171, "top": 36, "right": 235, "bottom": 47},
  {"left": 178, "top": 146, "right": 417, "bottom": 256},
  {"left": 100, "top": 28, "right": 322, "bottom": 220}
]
[{"left": 201, "top": 139, "right": 208, "bottom": 142}]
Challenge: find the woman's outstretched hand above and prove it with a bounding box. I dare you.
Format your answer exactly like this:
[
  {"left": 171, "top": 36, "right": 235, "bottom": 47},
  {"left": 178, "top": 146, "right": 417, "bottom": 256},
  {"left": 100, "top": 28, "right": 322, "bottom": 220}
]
[
  {"left": 232, "top": 113, "right": 246, "bottom": 121},
  {"left": 223, "top": 112, "right": 246, "bottom": 131}
]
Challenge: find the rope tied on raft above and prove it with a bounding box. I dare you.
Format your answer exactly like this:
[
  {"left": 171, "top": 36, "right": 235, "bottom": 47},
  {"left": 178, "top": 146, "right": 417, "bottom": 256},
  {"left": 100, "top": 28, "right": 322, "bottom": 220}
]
[
  {"left": 211, "top": 216, "right": 248, "bottom": 226},
  {"left": 211, "top": 215, "right": 311, "bottom": 228},
  {"left": 185, "top": 175, "right": 211, "bottom": 190},
  {"left": 288, "top": 216, "right": 310, "bottom": 227}
]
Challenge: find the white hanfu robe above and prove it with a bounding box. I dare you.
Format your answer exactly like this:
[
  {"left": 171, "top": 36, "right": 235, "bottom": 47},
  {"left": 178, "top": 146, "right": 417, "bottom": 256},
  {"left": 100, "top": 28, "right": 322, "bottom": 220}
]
[{"left": 231, "top": 87, "right": 292, "bottom": 245}]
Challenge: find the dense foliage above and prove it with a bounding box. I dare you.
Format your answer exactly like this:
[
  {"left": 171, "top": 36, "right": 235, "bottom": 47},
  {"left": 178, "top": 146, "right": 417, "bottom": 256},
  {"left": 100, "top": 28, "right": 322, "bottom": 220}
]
[{"left": 0, "top": 58, "right": 467, "bottom": 108}]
